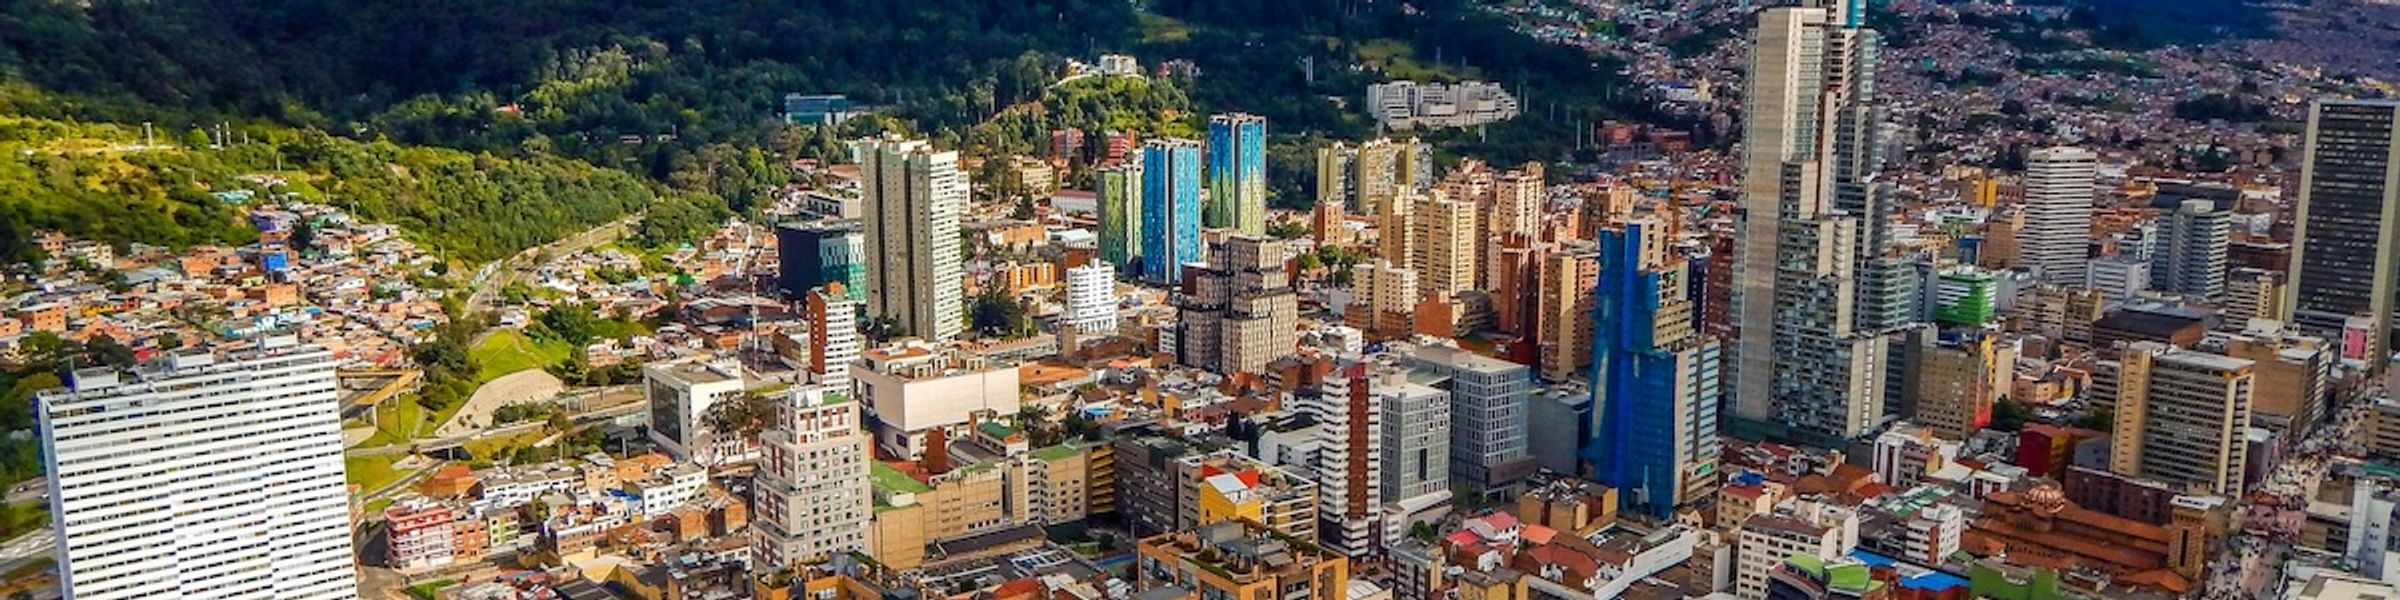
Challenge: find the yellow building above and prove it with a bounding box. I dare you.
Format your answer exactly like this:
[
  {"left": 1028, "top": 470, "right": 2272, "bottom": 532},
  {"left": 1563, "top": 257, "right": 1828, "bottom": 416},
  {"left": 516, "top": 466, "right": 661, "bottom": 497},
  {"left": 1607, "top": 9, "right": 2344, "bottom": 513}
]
[
  {"left": 1905, "top": 327, "right": 2019, "bottom": 441},
  {"left": 1174, "top": 452, "right": 1318, "bottom": 541},
  {"left": 1135, "top": 520, "right": 1350, "bottom": 600}
]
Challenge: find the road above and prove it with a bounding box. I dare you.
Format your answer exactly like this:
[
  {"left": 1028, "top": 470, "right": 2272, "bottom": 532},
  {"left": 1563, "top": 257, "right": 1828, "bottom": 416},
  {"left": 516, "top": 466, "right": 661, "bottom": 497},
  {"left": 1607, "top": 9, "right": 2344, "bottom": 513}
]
[
  {"left": 465, "top": 215, "right": 638, "bottom": 319},
  {"left": 2204, "top": 382, "right": 2378, "bottom": 599},
  {"left": 346, "top": 396, "right": 647, "bottom": 457}
]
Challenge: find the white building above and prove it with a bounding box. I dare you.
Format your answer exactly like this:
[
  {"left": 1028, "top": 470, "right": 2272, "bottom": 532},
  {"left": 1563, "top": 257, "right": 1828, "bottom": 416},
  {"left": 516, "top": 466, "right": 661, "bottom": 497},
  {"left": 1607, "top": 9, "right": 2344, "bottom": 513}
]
[
  {"left": 1364, "top": 81, "right": 1521, "bottom": 130},
  {"left": 36, "top": 339, "right": 359, "bottom": 600},
  {"left": 645, "top": 360, "right": 754, "bottom": 465},
  {"left": 856, "top": 136, "right": 967, "bottom": 342},
  {"left": 1735, "top": 501, "right": 1860, "bottom": 600},
  {"left": 852, "top": 341, "right": 1023, "bottom": 458},
  {"left": 2023, "top": 146, "right": 2099, "bottom": 286},
  {"left": 807, "top": 285, "right": 862, "bottom": 392},
  {"left": 2085, "top": 256, "right": 2151, "bottom": 303},
  {"left": 629, "top": 463, "right": 710, "bottom": 519},
  {"left": 1060, "top": 262, "right": 1119, "bottom": 336},
  {"left": 752, "top": 388, "right": 873, "bottom": 569},
  {"left": 1900, "top": 504, "right": 1964, "bottom": 565}
]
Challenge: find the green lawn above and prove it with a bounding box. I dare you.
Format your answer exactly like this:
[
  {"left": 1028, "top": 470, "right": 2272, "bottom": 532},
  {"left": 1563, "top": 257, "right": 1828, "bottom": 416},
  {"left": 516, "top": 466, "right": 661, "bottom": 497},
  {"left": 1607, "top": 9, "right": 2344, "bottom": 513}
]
[
  {"left": 471, "top": 329, "right": 574, "bottom": 382},
  {"left": 462, "top": 429, "right": 552, "bottom": 463},
  {"left": 359, "top": 398, "right": 431, "bottom": 447},
  {"left": 1, "top": 502, "right": 46, "bottom": 536},
  {"left": 406, "top": 579, "right": 456, "bottom": 600},
  {"left": 871, "top": 461, "right": 931, "bottom": 494},
  {"left": 346, "top": 454, "right": 406, "bottom": 495}
]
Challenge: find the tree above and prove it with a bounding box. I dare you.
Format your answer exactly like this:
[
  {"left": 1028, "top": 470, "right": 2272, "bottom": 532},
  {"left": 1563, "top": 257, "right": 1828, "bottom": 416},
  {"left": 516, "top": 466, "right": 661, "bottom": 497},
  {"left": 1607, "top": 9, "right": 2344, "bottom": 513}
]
[
  {"left": 970, "top": 290, "right": 1035, "bottom": 338},
  {"left": 2077, "top": 406, "right": 2114, "bottom": 432},
  {"left": 706, "top": 391, "right": 776, "bottom": 438},
  {"left": 1990, "top": 397, "right": 2034, "bottom": 433}
]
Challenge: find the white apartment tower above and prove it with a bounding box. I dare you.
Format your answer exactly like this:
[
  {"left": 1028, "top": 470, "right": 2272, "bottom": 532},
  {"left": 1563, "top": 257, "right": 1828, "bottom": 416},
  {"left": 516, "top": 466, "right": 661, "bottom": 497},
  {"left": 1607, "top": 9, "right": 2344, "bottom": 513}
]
[
  {"left": 751, "top": 388, "right": 874, "bottom": 568},
  {"left": 1061, "top": 261, "right": 1119, "bottom": 336},
  {"left": 37, "top": 339, "right": 359, "bottom": 600},
  {"left": 807, "top": 284, "right": 862, "bottom": 392},
  {"left": 2150, "top": 198, "right": 2230, "bottom": 299},
  {"left": 2022, "top": 146, "right": 2099, "bottom": 286},
  {"left": 856, "top": 136, "right": 967, "bottom": 342}
]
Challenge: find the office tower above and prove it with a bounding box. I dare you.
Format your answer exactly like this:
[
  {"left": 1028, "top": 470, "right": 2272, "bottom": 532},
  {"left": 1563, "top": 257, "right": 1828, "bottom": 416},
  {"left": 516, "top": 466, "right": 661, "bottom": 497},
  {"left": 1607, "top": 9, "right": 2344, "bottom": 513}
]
[
  {"left": 1538, "top": 246, "right": 1600, "bottom": 382},
  {"left": 752, "top": 388, "right": 873, "bottom": 568},
  {"left": 1141, "top": 139, "right": 1204, "bottom": 285},
  {"left": 1312, "top": 144, "right": 1352, "bottom": 245},
  {"left": 2151, "top": 199, "right": 2230, "bottom": 299},
  {"left": 856, "top": 136, "right": 965, "bottom": 342},
  {"left": 1902, "top": 327, "right": 2017, "bottom": 441},
  {"left": 1175, "top": 235, "right": 1299, "bottom": 374},
  {"left": 2085, "top": 256, "right": 2150, "bottom": 303},
  {"left": 2223, "top": 268, "right": 2285, "bottom": 329},
  {"left": 37, "top": 340, "right": 359, "bottom": 599},
  {"left": 1098, "top": 159, "right": 1144, "bottom": 274},
  {"left": 2290, "top": 99, "right": 2400, "bottom": 364},
  {"left": 807, "top": 283, "right": 862, "bottom": 391},
  {"left": 1588, "top": 218, "right": 1722, "bottom": 520},
  {"left": 1267, "top": 356, "right": 1385, "bottom": 556},
  {"left": 1979, "top": 207, "right": 2023, "bottom": 270},
  {"left": 777, "top": 221, "right": 866, "bottom": 301},
  {"left": 2022, "top": 146, "right": 2098, "bottom": 286},
  {"left": 1061, "top": 261, "right": 1119, "bottom": 336},
  {"left": 2097, "top": 341, "right": 2254, "bottom": 496},
  {"left": 1729, "top": 3, "right": 1901, "bottom": 443},
  {"left": 1930, "top": 267, "right": 1998, "bottom": 326},
  {"left": 1490, "top": 165, "right": 1545, "bottom": 239},
  {"left": 1133, "top": 520, "right": 1349, "bottom": 600},
  {"left": 1412, "top": 191, "right": 1479, "bottom": 301},
  {"left": 1408, "top": 345, "right": 1533, "bottom": 492},
  {"left": 1377, "top": 188, "right": 1419, "bottom": 267},
  {"left": 1376, "top": 370, "right": 1451, "bottom": 502},
  {"left": 2213, "top": 321, "right": 2333, "bottom": 436},
  {"left": 1346, "top": 260, "right": 1419, "bottom": 338},
  {"left": 1207, "top": 113, "right": 1269, "bottom": 234},
  {"left": 645, "top": 360, "right": 752, "bottom": 465}
]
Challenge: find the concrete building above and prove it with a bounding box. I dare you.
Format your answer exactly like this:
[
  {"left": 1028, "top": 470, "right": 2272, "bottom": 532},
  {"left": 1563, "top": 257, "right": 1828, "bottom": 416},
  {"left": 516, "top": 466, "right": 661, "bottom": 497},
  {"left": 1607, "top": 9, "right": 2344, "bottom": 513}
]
[
  {"left": 1257, "top": 356, "right": 1386, "bottom": 556},
  {"left": 1526, "top": 386, "right": 1595, "bottom": 476},
  {"left": 2223, "top": 268, "right": 2287, "bottom": 330},
  {"left": 2150, "top": 199, "right": 2230, "bottom": 299},
  {"left": 1060, "top": 261, "right": 1119, "bottom": 337},
  {"left": 1537, "top": 246, "right": 1599, "bottom": 382},
  {"left": 852, "top": 341, "right": 1022, "bottom": 459},
  {"left": 646, "top": 360, "right": 753, "bottom": 465},
  {"left": 1378, "top": 372, "right": 1451, "bottom": 503},
  {"left": 1172, "top": 451, "right": 1319, "bottom": 541},
  {"left": 385, "top": 500, "right": 457, "bottom": 571},
  {"left": 1737, "top": 504, "right": 1861, "bottom": 600},
  {"left": 1111, "top": 426, "right": 1193, "bottom": 538},
  {"left": 2099, "top": 342, "right": 2255, "bottom": 496},
  {"left": 1903, "top": 327, "right": 2017, "bottom": 441},
  {"left": 1174, "top": 235, "right": 1299, "bottom": 375},
  {"left": 1098, "top": 159, "right": 1143, "bottom": 274},
  {"left": 2023, "top": 146, "right": 2099, "bottom": 286},
  {"left": 856, "top": 137, "right": 966, "bottom": 342},
  {"left": 36, "top": 340, "right": 359, "bottom": 599},
  {"left": 753, "top": 389, "right": 873, "bottom": 569},
  {"left": 2085, "top": 256, "right": 2151, "bottom": 304},
  {"left": 1365, "top": 80, "right": 1521, "bottom": 130},
  {"left": 1347, "top": 260, "right": 1419, "bottom": 339},
  {"left": 807, "top": 284, "right": 862, "bottom": 392},
  {"left": 2289, "top": 99, "right": 2400, "bottom": 365},
  {"left": 1206, "top": 113, "right": 1268, "bottom": 234},
  {"left": 2211, "top": 320, "right": 2334, "bottom": 436},
  {"left": 1134, "top": 520, "right": 1350, "bottom": 600},
  {"left": 1412, "top": 191, "right": 1479, "bottom": 303},
  {"left": 1408, "top": 345, "right": 1535, "bottom": 493},
  {"left": 1140, "top": 139, "right": 1204, "bottom": 285},
  {"left": 1589, "top": 218, "right": 1722, "bottom": 520}
]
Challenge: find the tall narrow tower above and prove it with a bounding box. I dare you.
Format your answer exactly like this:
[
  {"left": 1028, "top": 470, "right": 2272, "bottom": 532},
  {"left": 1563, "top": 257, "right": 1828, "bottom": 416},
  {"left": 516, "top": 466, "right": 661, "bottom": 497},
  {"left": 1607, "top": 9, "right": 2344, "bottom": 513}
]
[
  {"left": 2289, "top": 99, "right": 2400, "bottom": 364},
  {"left": 856, "top": 136, "right": 966, "bottom": 342},
  {"left": 1208, "top": 113, "right": 1269, "bottom": 234}
]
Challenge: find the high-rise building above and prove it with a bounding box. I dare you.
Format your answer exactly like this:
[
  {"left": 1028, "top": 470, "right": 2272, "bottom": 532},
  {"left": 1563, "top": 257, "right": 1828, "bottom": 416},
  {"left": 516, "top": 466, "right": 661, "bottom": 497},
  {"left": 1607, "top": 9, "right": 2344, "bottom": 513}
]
[
  {"left": 2211, "top": 321, "right": 2333, "bottom": 437},
  {"left": 1175, "top": 235, "right": 1299, "bottom": 375},
  {"left": 752, "top": 388, "right": 873, "bottom": 568},
  {"left": 1729, "top": 3, "right": 1902, "bottom": 444},
  {"left": 1377, "top": 370, "right": 1451, "bottom": 502},
  {"left": 1346, "top": 260, "right": 1419, "bottom": 339},
  {"left": 807, "top": 284, "right": 862, "bottom": 391},
  {"left": 1141, "top": 139, "right": 1205, "bottom": 285},
  {"left": 1902, "top": 327, "right": 2017, "bottom": 441},
  {"left": 646, "top": 360, "right": 754, "bottom": 465},
  {"left": 1312, "top": 144, "right": 1352, "bottom": 245},
  {"left": 1061, "top": 262, "right": 1119, "bottom": 337},
  {"left": 1207, "top": 114, "right": 1268, "bottom": 234},
  {"left": 1407, "top": 345, "right": 1534, "bottom": 493},
  {"left": 2022, "top": 146, "right": 2098, "bottom": 286},
  {"left": 1538, "top": 246, "right": 1600, "bottom": 382},
  {"left": 1260, "top": 355, "right": 1384, "bottom": 556},
  {"left": 1098, "top": 159, "right": 1144, "bottom": 274},
  {"left": 777, "top": 221, "right": 866, "bottom": 302},
  {"left": 2290, "top": 99, "right": 2400, "bottom": 364},
  {"left": 1736, "top": 503, "right": 1862, "bottom": 600},
  {"left": 2085, "top": 255, "right": 2151, "bottom": 303},
  {"left": 2150, "top": 199, "right": 2230, "bottom": 299},
  {"left": 1412, "top": 191, "right": 1479, "bottom": 302},
  {"left": 1588, "top": 218, "right": 1722, "bottom": 520},
  {"left": 2098, "top": 341, "right": 2254, "bottom": 496},
  {"left": 37, "top": 340, "right": 359, "bottom": 599},
  {"left": 856, "top": 136, "right": 966, "bottom": 342},
  {"left": 2223, "top": 268, "right": 2286, "bottom": 330}
]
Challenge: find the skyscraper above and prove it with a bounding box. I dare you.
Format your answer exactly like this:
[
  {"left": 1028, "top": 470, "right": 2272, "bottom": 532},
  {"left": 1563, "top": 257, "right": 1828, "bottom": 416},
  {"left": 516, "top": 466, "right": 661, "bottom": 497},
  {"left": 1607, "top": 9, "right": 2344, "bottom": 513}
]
[
  {"left": 1097, "top": 158, "right": 1144, "bottom": 275},
  {"left": 856, "top": 136, "right": 965, "bottom": 342},
  {"left": 1411, "top": 191, "right": 1479, "bottom": 302},
  {"left": 1174, "top": 235, "right": 1299, "bottom": 375},
  {"left": 752, "top": 388, "right": 873, "bottom": 568},
  {"left": 807, "top": 283, "right": 861, "bottom": 391},
  {"left": 1061, "top": 261, "right": 1119, "bottom": 336},
  {"left": 2289, "top": 99, "right": 2400, "bottom": 363},
  {"left": 1588, "top": 218, "right": 1721, "bottom": 520},
  {"left": 1141, "top": 139, "right": 1204, "bottom": 285},
  {"left": 2150, "top": 198, "right": 2230, "bottom": 299},
  {"left": 777, "top": 221, "right": 866, "bottom": 302},
  {"left": 1378, "top": 371, "right": 1451, "bottom": 502},
  {"left": 1408, "top": 345, "right": 1534, "bottom": 492},
  {"left": 1207, "top": 113, "right": 1269, "bottom": 234},
  {"left": 1729, "top": 2, "right": 1896, "bottom": 444},
  {"left": 38, "top": 339, "right": 359, "bottom": 599},
  {"left": 2022, "top": 146, "right": 2099, "bottom": 287},
  {"left": 2097, "top": 342, "right": 2254, "bottom": 496}
]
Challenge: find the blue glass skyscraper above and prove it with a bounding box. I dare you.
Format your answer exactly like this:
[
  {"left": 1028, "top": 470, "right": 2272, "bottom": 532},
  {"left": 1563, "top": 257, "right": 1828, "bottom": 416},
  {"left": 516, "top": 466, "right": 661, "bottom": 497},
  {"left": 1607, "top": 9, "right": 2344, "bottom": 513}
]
[
  {"left": 1140, "top": 139, "right": 1203, "bottom": 285},
  {"left": 1585, "top": 218, "right": 1722, "bottom": 521},
  {"left": 1206, "top": 114, "right": 1267, "bottom": 235}
]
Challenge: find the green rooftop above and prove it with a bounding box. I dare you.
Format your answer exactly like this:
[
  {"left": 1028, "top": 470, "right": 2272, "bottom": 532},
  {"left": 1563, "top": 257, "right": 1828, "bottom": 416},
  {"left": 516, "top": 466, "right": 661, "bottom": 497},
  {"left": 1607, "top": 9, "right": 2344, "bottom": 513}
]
[
  {"left": 1030, "top": 443, "right": 1084, "bottom": 461},
  {"left": 977, "top": 421, "right": 1020, "bottom": 439},
  {"left": 871, "top": 461, "right": 930, "bottom": 494}
]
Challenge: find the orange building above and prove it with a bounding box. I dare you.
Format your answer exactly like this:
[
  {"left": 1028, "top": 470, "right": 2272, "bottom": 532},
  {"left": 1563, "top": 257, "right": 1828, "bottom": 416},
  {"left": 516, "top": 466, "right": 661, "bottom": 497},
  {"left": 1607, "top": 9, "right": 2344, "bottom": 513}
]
[{"left": 1962, "top": 483, "right": 2211, "bottom": 595}]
